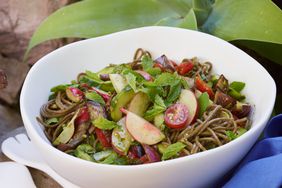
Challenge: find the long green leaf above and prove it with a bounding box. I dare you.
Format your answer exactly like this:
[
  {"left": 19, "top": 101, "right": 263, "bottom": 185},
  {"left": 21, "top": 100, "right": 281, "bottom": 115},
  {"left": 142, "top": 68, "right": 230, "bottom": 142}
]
[
  {"left": 233, "top": 40, "right": 282, "bottom": 65},
  {"left": 26, "top": 0, "right": 178, "bottom": 57},
  {"left": 157, "top": 0, "right": 193, "bottom": 17},
  {"left": 202, "top": 0, "right": 282, "bottom": 43},
  {"left": 155, "top": 9, "right": 198, "bottom": 30}
]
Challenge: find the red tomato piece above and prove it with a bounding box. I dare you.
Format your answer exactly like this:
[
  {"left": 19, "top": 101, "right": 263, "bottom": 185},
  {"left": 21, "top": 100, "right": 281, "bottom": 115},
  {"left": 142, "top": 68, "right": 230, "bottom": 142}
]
[
  {"left": 95, "top": 128, "right": 111, "bottom": 148},
  {"left": 195, "top": 76, "right": 215, "bottom": 99},
  {"left": 177, "top": 60, "right": 194, "bottom": 75},
  {"left": 164, "top": 103, "right": 189, "bottom": 129}
]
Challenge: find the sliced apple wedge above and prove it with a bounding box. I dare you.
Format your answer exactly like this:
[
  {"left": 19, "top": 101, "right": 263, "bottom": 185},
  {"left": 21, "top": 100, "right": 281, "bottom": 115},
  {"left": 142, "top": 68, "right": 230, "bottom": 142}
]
[
  {"left": 179, "top": 89, "right": 199, "bottom": 125},
  {"left": 111, "top": 118, "right": 133, "bottom": 156},
  {"left": 125, "top": 110, "right": 165, "bottom": 145}
]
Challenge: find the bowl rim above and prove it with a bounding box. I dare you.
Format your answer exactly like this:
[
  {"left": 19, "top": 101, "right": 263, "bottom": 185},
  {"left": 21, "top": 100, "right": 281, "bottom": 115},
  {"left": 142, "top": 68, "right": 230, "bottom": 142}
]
[{"left": 20, "top": 26, "right": 277, "bottom": 170}]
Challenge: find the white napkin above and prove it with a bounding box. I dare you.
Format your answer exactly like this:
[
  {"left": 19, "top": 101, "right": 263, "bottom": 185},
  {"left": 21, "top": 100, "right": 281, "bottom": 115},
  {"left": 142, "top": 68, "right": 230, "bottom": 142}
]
[{"left": 0, "top": 162, "right": 36, "bottom": 188}]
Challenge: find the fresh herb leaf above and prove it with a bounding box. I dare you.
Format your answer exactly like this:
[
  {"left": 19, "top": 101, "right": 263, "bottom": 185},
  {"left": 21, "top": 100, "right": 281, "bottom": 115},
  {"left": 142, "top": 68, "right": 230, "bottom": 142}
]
[
  {"left": 93, "top": 150, "right": 113, "bottom": 161},
  {"left": 125, "top": 73, "right": 137, "bottom": 92},
  {"left": 50, "top": 84, "right": 78, "bottom": 93},
  {"left": 161, "top": 142, "right": 186, "bottom": 160},
  {"left": 85, "top": 92, "right": 105, "bottom": 105},
  {"left": 154, "top": 73, "right": 180, "bottom": 86},
  {"left": 85, "top": 70, "right": 102, "bottom": 82},
  {"left": 154, "top": 94, "right": 166, "bottom": 108},
  {"left": 226, "top": 128, "right": 247, "bottom": 141},
  {"left": 180, "top": 77, "right": 189, "bottom": 89},
  {"left": 230, "top": 81, "right": 245, "bottom": 92},
  {"left": 74, "top": 144, "right": 95, "bottom": 162},
  {"left": 198, "top": 92, "right": 210, "bottom": 117},
  {"left": 144, "top": 95, "right": 166, "bottom": 121},
  {"left": 93, "top": 116, "right": 117, "bottom": 130},
  {"left": 165, "top": 83, "right": 182, "bottom": 106},
  {"left": 100, "top": 151, "right": 128, "bottom": 165},
  {"left": 146, "top": 67, "right": 162, "bottom": 76},
  {"left": 141, "top": 55, "right": 154, "bottom": 71},
  {"left": 226, "top": 131, "right": 237, "bottom": 141}
]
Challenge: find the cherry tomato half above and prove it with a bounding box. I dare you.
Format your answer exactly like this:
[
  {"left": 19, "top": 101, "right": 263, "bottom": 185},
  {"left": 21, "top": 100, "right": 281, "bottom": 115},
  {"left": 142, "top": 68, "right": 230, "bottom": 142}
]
[
  {"left": 177, "top": 60, "right": 194, "bottom": 75},
  {"left": 164, "top": 103, "right": 189, "bottom": 129},
  {"left": 195, "top": 76, "right": 215, "bottom": 99}
]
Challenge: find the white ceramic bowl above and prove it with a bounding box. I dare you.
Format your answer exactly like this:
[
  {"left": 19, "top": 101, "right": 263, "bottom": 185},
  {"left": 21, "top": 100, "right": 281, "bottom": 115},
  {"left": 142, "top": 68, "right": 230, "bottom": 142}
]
[{"left": 20, "top": 26, "right": 276, "bottom": 188}]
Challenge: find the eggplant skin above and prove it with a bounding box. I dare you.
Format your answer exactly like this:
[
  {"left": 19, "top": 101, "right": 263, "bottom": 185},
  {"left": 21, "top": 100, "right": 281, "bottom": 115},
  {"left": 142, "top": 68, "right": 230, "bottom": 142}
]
[{"left": 214, "top": 91, "right": 236, "bottom": 110}]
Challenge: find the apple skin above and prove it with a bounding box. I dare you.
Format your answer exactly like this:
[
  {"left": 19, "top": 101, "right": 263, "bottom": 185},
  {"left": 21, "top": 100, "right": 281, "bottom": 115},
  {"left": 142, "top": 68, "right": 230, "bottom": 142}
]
[
  {"left": 178, "top": 89, "right": 199, "bottom": 125},
  {"left": 125, "top": 110, "right": 165, "bottom": 145}
]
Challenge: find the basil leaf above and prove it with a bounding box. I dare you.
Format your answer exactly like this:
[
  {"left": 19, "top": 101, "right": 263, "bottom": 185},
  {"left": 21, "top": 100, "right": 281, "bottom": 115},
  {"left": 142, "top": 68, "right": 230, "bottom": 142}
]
[
  {"left": 229, "top": 81, "right": 245, "bottom": 92},
  {"left": 85, "top": 92, "right": 105, "bottom": 105},
  {"left": 141, "top": 55, "right": 154, "bottom": 71},
  {"left": 161, "top": 142, "right": 186, "bottom": 160},
  {"left": 154, "top": 73, "right": 180, "bottom": 86},
  {"left": 85, "top": 70, "right": 103, "bottom": 83},
  {"left": 144, "top": 95, "right": 166, "bottom": 121},
  {"left": 93, "top": 150, "right": 113, "bottom": 161},
  {"left": 165, "top": 83, "right": 182, "bottom": 106},
  {"left": 198, "top": 92, "right": 210, "bottom": 117},
  {"left": 146, "top": 67, "right": 162, "bottom": 77},
  {"left": 74, "top": 144, "right": 95, "bottom": 162},
  {"left": 93, "top": 116, "right": 117, "bottom": 130},
  {"left": 154, "top": 94, "right": 166, "bottom": 108},
  {"left": 99, "top": 151, "right": 128, "bottom": 165}
]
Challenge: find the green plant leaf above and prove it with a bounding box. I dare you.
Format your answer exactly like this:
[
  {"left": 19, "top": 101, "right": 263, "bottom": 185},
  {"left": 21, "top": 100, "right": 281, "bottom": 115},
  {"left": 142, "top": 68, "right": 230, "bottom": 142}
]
[
  {"left": 92, "top": 116, "right": 117, "bottom": 130},
  {"left": 157, "top": 0, "right": 193, "bottom": 17},
  {"left": 26, "top": 0, "right": 178, "bottom": 58},
  {"left": 192, "top": 0, "right": 213, "bottom": 25},
  {"left": 202, "top": 0, "right": 282, "bottom": 44},
  {"left": 233, "top": 40, "right": 282, "bottom": 65},
  {"left": 155, "top": 9, "right": 198, "bottom": 30}
]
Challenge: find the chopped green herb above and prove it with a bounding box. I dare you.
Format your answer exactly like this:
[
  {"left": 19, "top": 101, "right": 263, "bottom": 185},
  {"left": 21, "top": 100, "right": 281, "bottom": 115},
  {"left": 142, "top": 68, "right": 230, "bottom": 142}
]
[
  {"left": 146, "top": 67, "right": 162, "bottom": 76},
  {"left": 85, "top": 92, "right": 105, "bottom": 105},
  {"left": 161, "top": 142, "right": 186, "bottom": 160},
  {"left": 144, "top": 95, "right": 166, "bottom": 121},
  {"left": 165, "top": 83, "right": 182, "bottom": 106},
  {"left": 93, "top": 116, "right": 117, "bottom": 130},
  {"left": 74, "top": 144, "right": 95, "bottom": 162},
  {"left": 154, "top": 73, "right": 180, "bottom": 86},
  {"left": 141, "top": 55, "right": 154, "bottom": 71}
]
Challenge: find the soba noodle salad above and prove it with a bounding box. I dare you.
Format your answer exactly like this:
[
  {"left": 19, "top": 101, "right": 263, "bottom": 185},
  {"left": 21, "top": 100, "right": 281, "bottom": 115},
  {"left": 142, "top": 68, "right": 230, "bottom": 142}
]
[{"left": 37, "top": 48, "right": 252, "bottom": 165}]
